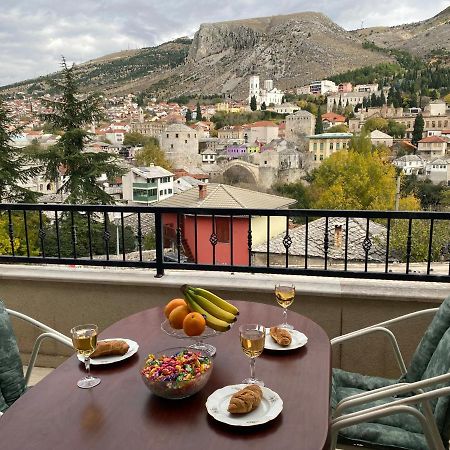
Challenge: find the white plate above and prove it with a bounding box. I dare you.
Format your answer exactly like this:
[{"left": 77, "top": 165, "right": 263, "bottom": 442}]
[
  {"left": 77, "top": 338, "right": 139, "bottom": 365},
  {"left": 206, "top": 384, "right": 283, "bottom": 427},
  {"left": 264, "top": 328, "right": 308, "bottom": 351}
]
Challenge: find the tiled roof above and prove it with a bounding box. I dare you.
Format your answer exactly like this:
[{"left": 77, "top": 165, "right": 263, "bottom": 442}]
[
  {"left": 308, "top": 133, "right": 353, "bottom": 139},
  {"left": 321, "top": 112, "right": 346, "bottom": 122},
  {"left": 395, "top": 154, "right": 424, "bottom": 162},
  {"left": 153, "top": 183, "right": 295, "bottom": 209},
  {"left": 253, "top": 217, "right": 387, "bottom": 262},
  {"left": 250, "top": 121, "right": 279, "bottom": 128},
  {"left": 419, "top": 136, "right": 447, "bottom": 143}
]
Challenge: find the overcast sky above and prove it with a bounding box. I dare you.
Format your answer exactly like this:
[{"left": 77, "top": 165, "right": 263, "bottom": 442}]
[{"left": 1, "top": 0, "right": 449, "bottom": 87}]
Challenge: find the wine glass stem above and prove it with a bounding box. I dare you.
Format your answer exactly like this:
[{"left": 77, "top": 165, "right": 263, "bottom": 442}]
[
  {"left": 283, "top": 308, "right": 288, "bottom": 326},
  {"left": 84, "top": 356, "right": 92, "bottom": 379},
  {"left": 250, "top": 357, "right": 256, "bottom": 380}
]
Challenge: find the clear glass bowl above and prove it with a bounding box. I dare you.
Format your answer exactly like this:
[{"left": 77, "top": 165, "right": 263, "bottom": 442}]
[{"left": 141, "top": 347, "right": 213, "bottom": 400}]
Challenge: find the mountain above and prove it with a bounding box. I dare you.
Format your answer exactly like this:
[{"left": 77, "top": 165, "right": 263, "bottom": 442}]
[
  {"left": 353, "top": 7, "right": 450, "bottom": 58},
  {"left": 1, "top": 9, "right": 448, "bottom": 100}
]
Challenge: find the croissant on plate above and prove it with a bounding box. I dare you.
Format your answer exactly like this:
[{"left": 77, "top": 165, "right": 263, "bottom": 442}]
[
  {"left": 228, "top": 385, "right": 263, "bottom": 414},
  {"left": 91, "top": 340, "right": 129, "bottom": 358},
  {"left": 269, "top": 327, "right": 292, "bottom": 346}
]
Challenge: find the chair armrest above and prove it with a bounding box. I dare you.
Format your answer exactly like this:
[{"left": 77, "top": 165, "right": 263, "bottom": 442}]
[
  {"left": 331, "top": 326, "right": 407, "bottom": 375},
  {"left": 25, "top": 332, "right": 73, "bottom": 386},
  {"left": 334, "top": 371, "right": 450, "bottom": 417}
]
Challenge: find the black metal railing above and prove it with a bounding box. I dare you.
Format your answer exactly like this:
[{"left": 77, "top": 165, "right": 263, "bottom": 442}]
[{"left": 0, "top": 203, "right": 449, "bottom": 282}]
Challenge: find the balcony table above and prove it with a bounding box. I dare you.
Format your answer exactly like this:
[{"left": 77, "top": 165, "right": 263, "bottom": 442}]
[{"left": 1, "top": 301, "right": 331, "bottom": 450}]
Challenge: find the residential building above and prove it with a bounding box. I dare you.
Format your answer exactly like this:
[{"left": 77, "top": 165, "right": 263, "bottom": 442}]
[
  {"left": 130, "top": 121, "right": 166, "bottom": 139},
  {"left": 247, "top": 121, "right": 279, "bottom": 144},
  {"left": 155, "top": 183, "right": 295, "bottom": 265},
  {"left": 321, "top": 112, "right": 346, "bottom": 130},
  {"left": 425, "top": 158, "right": 449, "bottom": 185},
  {"left": 217, "top": 126, "right": 245, "bottom": 141},
  {"left": 285, "top": 110, "right": 316, "bottom": 142},
  {"left": 425, "top": 100, "right": 447, "bottom": 117},
  {"left": 393, "top": 155, "right": 425, "bottom": 175},
  {"left": 417, "top": 136, "right": 448, "bottom": 159},
  {"left": 274, "top": 103, "right": 299, "bottom": 114},
  {"left": 160, "top": 123, "right": 199, "bottom": 169},
  {"left": 338, "top": 83, "right": 353, "bottom": 93},
  {"left": 327, "top": 92, "right": 370, "bottom": 112},
  {"left": 122, "top": 166, "right": 174, "bottom": 204},
  {"left": 370, "top": 130, "right": 394, "bottom": 148},
  {"left": 172, "top": 167, "right": 209, "bottom": 183},
  {"left": 308, "top": 133, "right": 353, "bottom": 165},
  {"left": 201, "top": 149, "right": 217, "bottom": 164},
  {"left": 248, "top": 75, "right": 284, "bottom": 108},
  {"left": 105, "top": 128, "right": 126, "bottom": 145},
  {"left": 309, "top": 80, "right": 338, "bottom": 95},
  {"left": 173, "top": 176, "right": 205, "bottom": 194},
  {"left": 354, "top": 84, "right": 379, "bottom": 93}
]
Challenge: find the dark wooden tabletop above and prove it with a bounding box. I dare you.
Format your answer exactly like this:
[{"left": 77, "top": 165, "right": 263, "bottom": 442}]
[{"left": 1, "top": 300, "right": 331, "bottom": 450}]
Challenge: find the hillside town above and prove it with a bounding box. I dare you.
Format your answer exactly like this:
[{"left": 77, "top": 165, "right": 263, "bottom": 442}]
[{"left": 3, "top": 73, "right": 449, "bottom": 206}]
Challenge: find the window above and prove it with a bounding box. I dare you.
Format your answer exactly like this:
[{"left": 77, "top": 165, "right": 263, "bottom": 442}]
[
  {"left": 336, "top": 143, "right": 340, "bottom": 150},
  {"left": 313, "top": 143, "right": 317, "bottom": 151},
  {"left": 185, "top": 140, "right": 188, "bottom": 144},
  {"left": 330, "top": 143, "right": 334, "bottom": 150},
  {"left": 176, "top": 133, "right": 179, "bottom": 138},
  {"left": 320, "top": 143, "right": 324, "bottom": 151},
  {"left": 319, "top": 155, "right": 324, "bottom": 160},
  {"left": 188, "top": 134, "right": 190, "bottom": 138},
  {"left": 343, "top": 143, "right": 347, "bottom": 149},
  {"left": 314, "top": 154, "right": 317, "bottom": 161},
  {"left": 166, "top": 134, "right": 169, "bottom": 138},
  {"left": 160, "top": 190, "right": 163, "bottom": 195},
  {"left": 168, "top": 189, "right": 172, "bottom": 194},
  {"left": 215, "top": 218, "right": 230, "bottom": 243},
  {"left": 170, "top": 144, "right": 174, "bottom": 149}
]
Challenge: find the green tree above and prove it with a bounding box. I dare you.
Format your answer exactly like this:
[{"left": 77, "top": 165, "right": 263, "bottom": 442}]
[
  {"left": 363, "top": 117, "right": 389, "bottom": 133},
  {"left": 260, "top": 102, "right": 267, "bottom": 111},
  {"left": 0, "top": 100, "right": 38, "bottom": 202},
  {"left": 135, "top": 137, "right": 172, "bottom": 170},
  {"left": 250, "top": 95, "right": 257, "bottom": 112},
  {"left": 123, "top": 132, "right": 149, "bottom": 147},
  {"left": 195, "top": 102, "right": 203, "bottom": 121},
  {"left": 273, "top": 181, "right": 312, "bottom": 209},
  {"left": 326, "top": 124, "right": 349, "bottom": 133},
  {"left": 411, "top": 113, "right": 424, "bottom": 147},
  {"left": 37, "top": 58, "right": 124, "bottom": 204},
  {"left": 387, "top": 120, "right": 406, "bottom": 138},
  {"left": 314, "top": 106, "right": 323, "bottom": 134},
  {"left": 185, "top": 108, "right": 193, "bottom": 122}
]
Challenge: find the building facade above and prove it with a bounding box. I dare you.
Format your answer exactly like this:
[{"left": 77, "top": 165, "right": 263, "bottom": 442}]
[
  {"left": 160, "top": 123, "right": 199, "bottom": 169},
  {"left": 285, "top": 110, "right": 316, "bottom": 142},
  {"left": 308, "top": 133, "right": 353, "bottom": 165},
  {"left": 248, "top": 76, "right": 284, "bottom": 108}
]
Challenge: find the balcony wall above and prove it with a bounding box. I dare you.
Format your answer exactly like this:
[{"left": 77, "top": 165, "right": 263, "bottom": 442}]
[{"left": 1, "top": 264, "right": 449, "bottom": 378}]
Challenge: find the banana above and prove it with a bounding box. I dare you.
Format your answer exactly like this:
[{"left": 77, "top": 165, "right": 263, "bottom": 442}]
[
  {"left": 188, "top": 290, "right": 237, "bottom": 324},
  {"left": 184, "top": 291, "right": 231, "bottom": 332},
  {"left": 187, "top": 286, "right": 239, "bottom": 316}
]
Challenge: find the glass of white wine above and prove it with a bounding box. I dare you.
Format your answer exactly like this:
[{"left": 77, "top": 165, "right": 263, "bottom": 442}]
[
  {"left": 70, "top": 324, "right": 101, "bottom": 389},
  {"left": 274, "top": 284, "right": 295, "bottom": 330},
  {"left": 239, "top": 324, "right": 265, "bottom": 387}
]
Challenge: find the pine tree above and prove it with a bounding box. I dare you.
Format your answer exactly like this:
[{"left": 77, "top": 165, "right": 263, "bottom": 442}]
[
  {"left": 371, "top": 93, "right": 377, "bottom": 107},
  {"left": 260, "top": 102, "right": 267, "bottom": 111},
  {"left": 195, "top": 102, "right": 203, "bottom": 121},
  {"left": 185, "top": 108, "right": 192, "bottom": 122},
  {"left": 38, "top": 57, "right": 123, "bottom": 204},
  {"left": 250, "top": 95, "right": 257, "bottom": 111},
  {"left": 411, "top": 113, "right": 424, "bottom": 147},
  {"left": 337, "top": 96, "right": 343, "bottom": 114},
  {"left": 0, "top": 100, "right": 39, "bottom": 202},
  {"left": 380, "top": 92, "right": 386, "bottom": 106},
  {"left": 315, "top": 106, "right": 323, "bottom": 134},
  {"left": 332, "top": 99, "right": 337, "bottom": 113}
]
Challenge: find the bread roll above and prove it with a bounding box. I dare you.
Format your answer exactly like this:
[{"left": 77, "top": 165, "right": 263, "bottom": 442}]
[
  {"left": 269, "top": 327, "right": 292, "bottom": 346},
  {"left": 228, "top": 385, "right": 263, "bottom": 414},
  {"left": 91, "top": 340, "right": 129, "bottom": 358}
]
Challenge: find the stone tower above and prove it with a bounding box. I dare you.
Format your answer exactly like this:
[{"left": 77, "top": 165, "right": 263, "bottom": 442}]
[{"left": 249, "top": 75, "right": 260, "bottom": 105}]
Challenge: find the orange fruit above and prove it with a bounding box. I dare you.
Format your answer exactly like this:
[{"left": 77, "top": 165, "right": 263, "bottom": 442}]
[
  {"left": 168, "top": 305, "right": 190, "bottom": 329},
  {"left": 164, "top": 298, "right": 187, "bottom": 319},
  {"left": 183, "top": 312, "right": 206, "bottom": 337}
]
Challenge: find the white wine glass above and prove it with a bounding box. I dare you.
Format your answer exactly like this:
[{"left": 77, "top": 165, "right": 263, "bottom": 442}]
[
  {"left": 239, "top": 324, "right": 265, "bottom": 387},
  {"left": 70, "top": 324, "right": 101, "bottom": 389},
  {"left": 274, "top": 284, "right": 295, "bottom": 330}
]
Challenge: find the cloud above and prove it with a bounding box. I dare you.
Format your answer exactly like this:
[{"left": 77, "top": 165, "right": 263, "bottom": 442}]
[{"left": 0, "top": 0, "right": 448, "bottom": 86}]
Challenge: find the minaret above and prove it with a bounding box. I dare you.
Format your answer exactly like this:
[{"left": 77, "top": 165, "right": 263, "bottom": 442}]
[{"left": 249, "top": 75, "right": 260, "bottom": 105}]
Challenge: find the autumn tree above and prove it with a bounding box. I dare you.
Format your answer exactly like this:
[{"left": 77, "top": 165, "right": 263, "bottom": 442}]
[
  {"left": 310, "top": 131, "right": 419, "bottom": 210},
  {"left": 0, "top": 100, "right": 39, "bottom": 202},
  {"left": 123, "top": 132, "right": 149, "bottom": 147},
  {"left": 37, "top": 57, "right": 124, "bottom": 204},
  {"left": 135, "top": 137, "right": 172, "bottom": 170}
]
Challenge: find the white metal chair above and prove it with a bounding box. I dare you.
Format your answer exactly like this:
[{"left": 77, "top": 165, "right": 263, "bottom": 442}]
[
  {"left": 330, "top": 295, "right": 450, "bottom": 450},
  {"left": 0, "top": 301, "right": 72, "bottom": 414}
]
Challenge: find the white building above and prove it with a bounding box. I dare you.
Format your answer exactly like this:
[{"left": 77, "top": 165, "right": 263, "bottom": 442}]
[
  {"left": 370, "top": 130, "right": 394, "bottom": 148},
  {"left": 160, "top": 123, "right": 199, "bottom": 170},
  {"left": 327, "top": 92, "right": 371, "bottom": 112},
  {"left": 309, "top": 80, "right": 338, "bottom": 95},
  {"left": 425, "top": 100, "right": 447, "bottom": 117},
  {"left": 201, "top": 149, "right": 217, "bottom": 164},
  {"left": 393, "top": 155, "right": 425, "bottom": 175},
  {"left": 425, "top": 158, "right": 449, "bottom": 185},
  {"left": 122, "top": 166, "right": 174, "bottom": 204},
  {"left": 354, "top": 84, "right": 379, "bottom": 93},
  {"left": 274, "top": 103, "right": 299, "bottom": 114},
  {"left": 248, "top": 76, "right": 284, "bottom": 108}
]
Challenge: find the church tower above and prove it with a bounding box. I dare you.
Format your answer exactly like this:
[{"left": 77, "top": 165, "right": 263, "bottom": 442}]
[{"left": 249, "top": 75, "right": 260, "bottom": 105}]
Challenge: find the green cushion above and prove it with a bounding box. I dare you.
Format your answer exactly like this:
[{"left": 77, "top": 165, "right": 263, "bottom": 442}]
[
  {"left": 332, "top": 294, "right": 450, "bottom": 449},
  {"left": 0, "top": 301, "right": 26, "bottom": 412}
]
